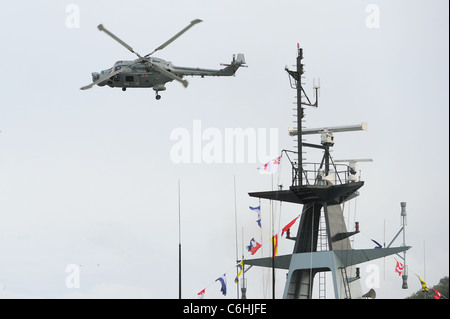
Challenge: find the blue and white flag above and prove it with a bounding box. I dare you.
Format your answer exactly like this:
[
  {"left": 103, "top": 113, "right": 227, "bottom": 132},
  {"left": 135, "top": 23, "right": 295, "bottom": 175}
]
[
  {"left": 249, "top": 206, "right": 261, "bottom": 228},
  {"left": 371, "top": 239, "right": 382, "bottom": 249},
  {"left": 216, "top": 274, "right": 227, "bottom": 296}
]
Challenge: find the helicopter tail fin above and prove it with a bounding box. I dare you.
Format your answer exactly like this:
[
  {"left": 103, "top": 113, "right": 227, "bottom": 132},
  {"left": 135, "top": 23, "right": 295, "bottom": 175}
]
[
  {"left": 220, "top": 53, "right": 247, "bottom": 76},
  {"left": 233, "top": 53, "right": 245, "bottom": 66},
  {"left": 235, "top": 53, "right": 246, "bottom": 65}
]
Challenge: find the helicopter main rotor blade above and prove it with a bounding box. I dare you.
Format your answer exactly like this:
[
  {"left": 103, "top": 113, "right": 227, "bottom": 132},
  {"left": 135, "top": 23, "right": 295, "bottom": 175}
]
[
  {"left": 80, "top": 63, "right": 135, "bottom": 90},
  {"left": 145, "top": 19, "right": 202, "bottom": 57},
  {"left": 152, "top": 64, "right": 189, "bottom": 88},
  {"left": 97, "top": 24, "right": 142, "bottom": 58}
]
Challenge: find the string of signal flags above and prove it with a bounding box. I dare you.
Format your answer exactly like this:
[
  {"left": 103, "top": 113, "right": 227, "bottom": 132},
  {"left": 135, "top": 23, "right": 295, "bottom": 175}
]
[
  {"left": 196, "top": 155, "right": 283, "bottom": 298},
  {"left": 196, "top": 205, "right": 299, "bottom": 299},
  {"left": 196, "top": 155, "right": 446, "bottom": 299},
  {"left": 197, "top": 207, "right": 447, "bottom": 299},
  {"left": 393, "top": 251, "right": 446, "bottom": 298}
]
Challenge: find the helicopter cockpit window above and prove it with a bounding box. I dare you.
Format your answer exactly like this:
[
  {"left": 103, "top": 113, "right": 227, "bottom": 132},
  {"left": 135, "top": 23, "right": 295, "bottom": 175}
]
[{"left": 114, "top": 66, "right": 121, "bottom": 71}]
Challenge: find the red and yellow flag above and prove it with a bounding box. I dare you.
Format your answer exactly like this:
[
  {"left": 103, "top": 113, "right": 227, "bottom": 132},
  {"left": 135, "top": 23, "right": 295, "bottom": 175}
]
[{"left": 271, "top": 234, "right": 278, "bottom": 258}]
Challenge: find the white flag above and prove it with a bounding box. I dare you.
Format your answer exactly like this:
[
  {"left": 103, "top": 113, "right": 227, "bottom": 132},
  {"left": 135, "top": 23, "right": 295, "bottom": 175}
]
[{"left": 257, "top": 156, "right": 281, "bottom": 174}]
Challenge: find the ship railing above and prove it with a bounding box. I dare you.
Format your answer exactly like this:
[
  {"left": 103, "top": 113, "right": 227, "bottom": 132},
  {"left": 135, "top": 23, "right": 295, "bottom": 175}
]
[{"left": 281, "top": 149, "right": 354, "bottom": 186}]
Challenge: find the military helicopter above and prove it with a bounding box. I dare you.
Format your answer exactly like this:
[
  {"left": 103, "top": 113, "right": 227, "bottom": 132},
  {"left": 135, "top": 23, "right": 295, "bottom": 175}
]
[{"left": 80, "top": 19, "right": 246, "bottom": 100}]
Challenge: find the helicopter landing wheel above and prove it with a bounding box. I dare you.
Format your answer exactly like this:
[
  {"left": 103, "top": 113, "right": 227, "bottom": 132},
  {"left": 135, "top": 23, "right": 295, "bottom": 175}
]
[
  {"left": 155, "top": 94, "right": 161, "bottom": 100},
  {"left": 122, "top": 87, "right": 126, "bottom": 91}
]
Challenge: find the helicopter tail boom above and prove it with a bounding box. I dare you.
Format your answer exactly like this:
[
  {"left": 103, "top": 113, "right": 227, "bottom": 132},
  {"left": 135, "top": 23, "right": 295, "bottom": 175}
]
[{"left": 172, "top": 53, "right": 246, "bottom": 77}]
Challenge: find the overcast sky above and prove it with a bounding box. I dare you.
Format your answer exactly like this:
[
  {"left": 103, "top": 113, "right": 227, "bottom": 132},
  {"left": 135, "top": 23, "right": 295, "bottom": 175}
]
[{"left": 0, "top": 0, "right": 448, "bottom": 299}]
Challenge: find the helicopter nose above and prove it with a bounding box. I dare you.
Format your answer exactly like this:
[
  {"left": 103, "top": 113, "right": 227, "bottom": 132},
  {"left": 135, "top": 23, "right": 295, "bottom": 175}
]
[{"left": 91, "top": 72, "right": 100, "bottom": 82}]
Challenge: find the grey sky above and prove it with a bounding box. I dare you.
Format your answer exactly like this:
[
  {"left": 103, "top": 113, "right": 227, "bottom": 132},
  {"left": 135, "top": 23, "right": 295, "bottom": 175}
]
[{"left": 0, "top": 0, "right": 448, "bottom": 299}]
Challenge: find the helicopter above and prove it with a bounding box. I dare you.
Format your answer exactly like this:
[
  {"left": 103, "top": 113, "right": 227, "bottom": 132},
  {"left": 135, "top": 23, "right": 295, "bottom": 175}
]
[{"left": 80, "top": 19, "right": 246, "bottom": 100}]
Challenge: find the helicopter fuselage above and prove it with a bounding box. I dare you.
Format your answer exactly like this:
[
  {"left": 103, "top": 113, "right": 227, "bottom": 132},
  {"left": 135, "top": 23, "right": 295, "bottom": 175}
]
[
  {"left": 81, "top": 21, "right": 246, "bottom": 99},
  {"left": 94, "top": 58, "right": 175, "bottom": 91}
]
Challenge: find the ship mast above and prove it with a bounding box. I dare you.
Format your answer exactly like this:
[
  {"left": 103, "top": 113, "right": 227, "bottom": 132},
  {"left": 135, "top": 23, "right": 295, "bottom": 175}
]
[
  {"left": 245, "top": 46, "right": 410, "bottom": 299},
  {"left": 285, "top": 44, "right": 319, "bottom": 186}
]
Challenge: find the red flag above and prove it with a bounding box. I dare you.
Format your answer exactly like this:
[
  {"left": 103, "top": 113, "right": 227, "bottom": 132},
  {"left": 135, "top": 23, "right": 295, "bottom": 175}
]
[
  {"left": 395, "top": 258, "right": 404, "bottom": 276},
  {"left": 247, "top": 238, "right": 262, "bottom": 255},
  {"left": 282, "top": 217, "right": 299, "bottom": 236},
  {"left": 434, "top": 289, "right": 442, "bottom": 299},
  {"left": 197, "top": 289, "right": 205, "bottom": 299},
  {"left": 250, "top": 242, "right": 262, "bottom": 255}
]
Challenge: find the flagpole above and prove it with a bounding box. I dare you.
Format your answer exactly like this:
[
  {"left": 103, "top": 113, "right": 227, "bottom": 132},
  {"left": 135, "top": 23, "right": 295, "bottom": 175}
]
[
  {"left": 400, "top": 202, "right": 408, "bottom": 289},
  {"left": 241, "top": 227, "right": 247, "bottom": 299},
  {"left": 383, "top": 219, "right": 386, "bottom": 282},
  {"left": 271, "top": 173, "right": 275, "bottom": 299},
  {"left": 178, "top": 179, "right": 182, "bottom": 299},
  {"left": 234, "top": 175, "right": 240, "bottom": 299},
  {"left": 423, "top": 240, "right": 426, "bottom": 299},
  {"left": 259, "top": 198, "right": 265, "bottom": 297}
]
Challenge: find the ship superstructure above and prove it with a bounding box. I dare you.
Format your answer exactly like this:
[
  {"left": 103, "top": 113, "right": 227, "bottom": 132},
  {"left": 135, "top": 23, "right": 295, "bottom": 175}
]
[{"left": 244, "top": 46, "right": 410, "bottom": 299}]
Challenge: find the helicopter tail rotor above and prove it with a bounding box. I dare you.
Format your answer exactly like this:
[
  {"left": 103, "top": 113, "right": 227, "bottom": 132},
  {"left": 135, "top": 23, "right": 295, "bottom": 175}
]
[
  {"left": 219, "top": 53, "right": 247, "bottom": 76},
  {"left": 220, "top": 54, "right": 247, "bottom": 67}
]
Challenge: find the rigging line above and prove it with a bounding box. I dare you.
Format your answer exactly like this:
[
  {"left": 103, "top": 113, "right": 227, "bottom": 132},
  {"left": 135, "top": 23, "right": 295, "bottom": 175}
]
[
  {"left": 277, "top": 153, "right": 283, "bottom": 187},
  {"left": 343, "top": 197, "right": 349, "bottom": 231},
  {"left": 178, "top": 179, "right": 181, "bottom": 245},
  {"left": 346, "top": 199, "right": 356, "bottom": 249},
  {"left": 341, "top": 199, "right": 358, "bottom": 237},
  {"left": 353, "top": 195, "right": 358, "bottom": 233},
  {"left": 201, "top": 245, "right": 276, "bottom": 297},
  {"left": 197, "top": 261, "right": 244, "bottom": 296},
  {"left": 258, "top": 198, "right": 267, "bottom": 298},
  {"left": 178, "top": 178, "right": 182, "bottom": 300},
  {"left": 270, "top": 183, "right": 275, "bottom": 299},
  {"left": 271, "top": 195, "right": 284, "bottom": 298},
  {"left": 351, "top": 202, "right": 361, "bottom": 291},
  {"left": 309, "top": 204, "right": 315, "bottom": 298},
  {"left": 358, "top": 228, "right": 385, "bottom": 248},
  {"left": 384, "top": 219, "right": 386, "bottom": 281},
  {"left": 277, "top": 200, "right": 283, "bottom": 239},
  {"left": 233, "top": 175, "right": 239, "bottom": 299}
]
